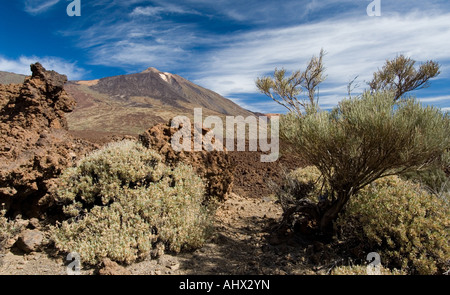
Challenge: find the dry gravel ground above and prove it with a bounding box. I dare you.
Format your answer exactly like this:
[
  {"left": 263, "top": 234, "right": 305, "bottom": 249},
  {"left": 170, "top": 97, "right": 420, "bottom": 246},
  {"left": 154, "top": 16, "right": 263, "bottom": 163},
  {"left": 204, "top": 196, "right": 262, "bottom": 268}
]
[{"left": 0, "top": 192, "right": 332, "bottom": 275}]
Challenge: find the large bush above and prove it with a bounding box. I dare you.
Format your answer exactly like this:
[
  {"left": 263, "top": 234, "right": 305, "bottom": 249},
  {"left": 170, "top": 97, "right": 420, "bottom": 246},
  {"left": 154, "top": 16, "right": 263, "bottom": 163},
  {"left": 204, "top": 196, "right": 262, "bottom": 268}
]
[
  {"left": 403, "top": 149, "right": 450, "bottom": 195},
  {"left": 50, "top": 140, "right": 213, "bottom": 266},
  {"left": 282, "top": 167, "right": 449, "bottom": 274},
  {"left": 280, "top": 91, "right": 450, "bottom": 233},
  {"left": 336, "top": 176, "right": 450, "bottom": 275}
]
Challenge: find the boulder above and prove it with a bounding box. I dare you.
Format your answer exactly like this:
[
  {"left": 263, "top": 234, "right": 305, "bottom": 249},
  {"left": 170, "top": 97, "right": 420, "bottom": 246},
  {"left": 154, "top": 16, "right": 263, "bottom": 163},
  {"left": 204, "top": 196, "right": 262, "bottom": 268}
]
[
  {"left": 15, "top": 229, "right": 44, "bottom": 253},
  {"left": 139, "top": 122, "right": 234, "bottom": 202}
]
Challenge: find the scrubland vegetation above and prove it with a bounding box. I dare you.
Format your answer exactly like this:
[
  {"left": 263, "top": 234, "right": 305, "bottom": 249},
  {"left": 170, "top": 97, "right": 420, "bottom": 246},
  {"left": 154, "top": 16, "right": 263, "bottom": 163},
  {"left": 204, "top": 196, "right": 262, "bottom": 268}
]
[
  {"left": 1, "top": 53, "right": 448, "bottom": 275},
  {"left": 49, "top": 140, "right": 214, "bottom": 266},
  {"left": 258, "top": 53, "right": 449, "bottom": 275}
]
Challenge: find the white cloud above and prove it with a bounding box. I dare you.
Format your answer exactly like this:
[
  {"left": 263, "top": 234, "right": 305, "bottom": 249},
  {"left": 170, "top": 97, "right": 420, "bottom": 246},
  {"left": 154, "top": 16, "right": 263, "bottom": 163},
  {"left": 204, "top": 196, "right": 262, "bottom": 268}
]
[
  {"left": 418, "top": 95, "right": 450, "bottom": 103},
  {"left": 89, "top": 41, "right": 185, "bottom": 69},
  {"left": 192, "top": 11, "right": 450, "bottom": 109},
  {"left": 131, "top": 6, "right": 166, "bottom": 17},
  {"left": 24, "top": 0, "right": 60, "bottom": 15},
  {"left": 0, "top": 56, "right": 87, "bottom": 80},
  {"left": 130, "top": 4, "right": 201, "bottom": 17}
]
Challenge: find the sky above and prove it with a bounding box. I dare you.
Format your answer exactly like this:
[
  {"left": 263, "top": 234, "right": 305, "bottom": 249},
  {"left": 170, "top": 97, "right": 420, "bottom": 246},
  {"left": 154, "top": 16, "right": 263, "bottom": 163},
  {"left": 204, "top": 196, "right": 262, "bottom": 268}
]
[{"left": 1, "top": 0, "right": 450, "bottom": 113}]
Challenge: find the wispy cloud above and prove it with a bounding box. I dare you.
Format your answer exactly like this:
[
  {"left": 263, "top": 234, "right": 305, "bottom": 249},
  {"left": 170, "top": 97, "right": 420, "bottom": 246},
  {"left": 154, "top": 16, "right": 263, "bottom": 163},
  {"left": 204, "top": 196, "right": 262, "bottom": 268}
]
[
  {"left": 418, "top": 95, "right": 450, "bottom": 103},
  {"left": 130, "top": 4, "right": 201, "bottom": 17},
  {"left": 0, "top": 55, "right": 87, "bottom": 80},
  {"left": 24, "top": 0, "right": 60, "bottom": 15}
]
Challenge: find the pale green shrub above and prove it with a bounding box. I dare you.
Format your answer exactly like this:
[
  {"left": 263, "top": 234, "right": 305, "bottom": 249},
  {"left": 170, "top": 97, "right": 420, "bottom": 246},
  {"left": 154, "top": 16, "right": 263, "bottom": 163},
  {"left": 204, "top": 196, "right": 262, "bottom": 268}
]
[
  {"left": 280, "top": 91, "right": 450, "bottom": 233},
  {"left": 336, "top": 176, "right": 450, "bottom": 275},
  {"left": 331, "top": 265, "right": 405, "bottom": 275},
  {"left": 274, "top": 166, "right": 322, "bottom": 212},
  {"left": 403, "top": 167, "right": 449, "bottom": 197},
  {"left": 0, "top": 208, "right": 25, "bottom": 253},
  {"left": 0, "top": 209, "right": 10, "bottom": 252},
  {"left": 275, "top": 166, "right": 328, "bottom": 212},
  {"left": 50, "top": 140, "right": 212, "bottom": 266}
]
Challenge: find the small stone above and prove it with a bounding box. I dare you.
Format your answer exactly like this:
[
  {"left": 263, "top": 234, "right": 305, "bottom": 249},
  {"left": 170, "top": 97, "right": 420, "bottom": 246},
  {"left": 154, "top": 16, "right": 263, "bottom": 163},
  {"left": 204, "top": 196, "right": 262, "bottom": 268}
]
[{"left": 16, "top": 229, "right": 44, "bottom": 253}]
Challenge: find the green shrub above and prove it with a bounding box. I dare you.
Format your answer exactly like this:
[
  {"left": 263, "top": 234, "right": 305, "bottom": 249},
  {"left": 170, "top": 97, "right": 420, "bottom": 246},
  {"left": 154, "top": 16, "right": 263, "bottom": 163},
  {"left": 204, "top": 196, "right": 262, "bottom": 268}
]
[
  {"left": 331, "top": 265, "right": 405, "bottom": 275},
  {"left": 336, "top": 176, "right": 450, "bottom": 275},
  {"left": 280, "top": 91, "right": 450, "bottom": 233},
  {"left": 0, "top": 207, "right": 25, "bottom": 253},
  {"left": 402, "top": 148, "right": 450, "bottom": 195},
  {"left": 402, "top": 166, "right": 449, "bottom": 196},
  {"left": 274, "top": 166, "right": 323, "bottom": 212},
  {"left": 0, "top": 209, "right": 11, "bottom": 252},
  {"left": 50, "top": 140, "right": 213, "bottom": 266}
]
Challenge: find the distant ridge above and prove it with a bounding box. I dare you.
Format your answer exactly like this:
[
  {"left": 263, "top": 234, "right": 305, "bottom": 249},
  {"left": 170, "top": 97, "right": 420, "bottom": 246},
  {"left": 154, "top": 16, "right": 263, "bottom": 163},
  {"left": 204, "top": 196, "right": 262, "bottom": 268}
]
[{"left": 0, "top": 71, "right": 26, "bottom": 85}]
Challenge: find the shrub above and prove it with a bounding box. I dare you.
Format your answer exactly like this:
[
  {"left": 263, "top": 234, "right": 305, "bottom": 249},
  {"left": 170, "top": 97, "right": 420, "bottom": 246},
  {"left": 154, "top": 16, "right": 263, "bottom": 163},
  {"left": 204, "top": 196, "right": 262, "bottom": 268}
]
[
  {"left": 331, "top": 265, "right": 405, "bottom": 275},
  {"left": 369, "top": 54, "right": 440, "bottom": 101},
  {"left": 402, "top": 148, "right": 450, "bottom": 195},
  {"left": 273, "top": 166, "right": 332, "bottom": 234},
  {"left": 256, "top": 49, "right": 326, "bottom": 116},
  {"left": 336, "top": 176, "right": 450, "bottom": 275},
  {"left": 50, "top": 140, "right": 213, "bottom": 266},
  {"left": 0, "top": 209, "right": 11, "bottom": 252},
  {"left": 280, "top": 91, "right": 450, "bottom": 233},
  {"left": 0, "top": 207, "right": 25, "bottom": 253},
  {"left": 274, "top": 166, "right": 323, "bottom": 213},
  {"left": 402, "top": 166, "right": 449, "bottom": 196}
]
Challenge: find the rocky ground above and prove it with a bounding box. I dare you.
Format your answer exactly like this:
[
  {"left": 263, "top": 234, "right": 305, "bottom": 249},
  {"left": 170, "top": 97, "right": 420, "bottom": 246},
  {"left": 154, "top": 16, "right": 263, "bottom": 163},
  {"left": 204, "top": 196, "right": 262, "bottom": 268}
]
[{"left": 0, "top": 192, "right": 337, "bottom": 275}]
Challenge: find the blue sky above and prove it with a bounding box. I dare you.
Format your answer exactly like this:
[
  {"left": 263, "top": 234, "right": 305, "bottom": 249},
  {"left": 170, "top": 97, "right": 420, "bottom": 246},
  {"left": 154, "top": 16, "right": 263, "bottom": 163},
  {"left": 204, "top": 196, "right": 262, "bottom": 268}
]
[{"left": 1, "top": 0, "right": 450, "bottom": 113}]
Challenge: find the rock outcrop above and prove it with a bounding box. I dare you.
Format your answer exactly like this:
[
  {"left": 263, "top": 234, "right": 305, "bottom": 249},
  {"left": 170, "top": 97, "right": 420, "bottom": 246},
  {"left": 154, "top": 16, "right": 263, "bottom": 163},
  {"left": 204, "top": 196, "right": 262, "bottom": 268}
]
[
  {"left": 0, "top": 63, "right": 97, "bottom": 218},
  {"left": 139, "top": 122, "right": 234, "bottom": 202}
]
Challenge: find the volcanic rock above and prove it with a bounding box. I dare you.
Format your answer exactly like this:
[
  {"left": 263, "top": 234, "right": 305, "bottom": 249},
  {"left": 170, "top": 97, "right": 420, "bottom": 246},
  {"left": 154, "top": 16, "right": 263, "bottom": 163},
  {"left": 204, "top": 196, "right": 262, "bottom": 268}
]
[
  {"left": 15, "top": 229, "right": 44, "bottom": 253},
  {"left": 0, "top": 63, "right": 97, "bottom": 217},
  {"left": 139, "top": 122, "right": 234, "bottom": 202}
]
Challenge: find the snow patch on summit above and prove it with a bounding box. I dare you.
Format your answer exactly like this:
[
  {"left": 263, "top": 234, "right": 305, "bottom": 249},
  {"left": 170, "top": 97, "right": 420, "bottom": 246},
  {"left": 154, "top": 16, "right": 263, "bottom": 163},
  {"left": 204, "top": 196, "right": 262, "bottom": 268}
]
[{"left": 159, "top": 72, "right": 171, "bottom": 83}]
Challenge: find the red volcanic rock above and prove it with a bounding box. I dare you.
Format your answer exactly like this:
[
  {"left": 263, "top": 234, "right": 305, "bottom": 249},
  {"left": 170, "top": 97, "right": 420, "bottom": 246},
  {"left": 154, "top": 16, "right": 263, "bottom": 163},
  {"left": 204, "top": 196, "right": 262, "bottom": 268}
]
[
  {"left": 0, "top": 63, "right": 97, "bottom": 217},
  {"left": 139, "top": 122, "right": 234, "bottom": 202}
]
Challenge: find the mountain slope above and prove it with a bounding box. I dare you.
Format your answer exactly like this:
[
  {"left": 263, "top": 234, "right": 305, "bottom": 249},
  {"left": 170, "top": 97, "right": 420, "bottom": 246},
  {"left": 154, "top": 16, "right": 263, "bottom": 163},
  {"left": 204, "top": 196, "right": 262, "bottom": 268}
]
[
  {"left": 65, "top": 67, "right": 254, "bottom": 135},
  {"left": 0, "top": 71, "right": 26, "bottom": 84}
]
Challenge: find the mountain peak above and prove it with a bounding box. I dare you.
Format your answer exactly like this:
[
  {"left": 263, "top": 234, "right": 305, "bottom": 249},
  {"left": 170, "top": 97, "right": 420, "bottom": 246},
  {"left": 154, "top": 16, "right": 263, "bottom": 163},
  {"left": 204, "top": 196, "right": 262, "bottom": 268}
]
[
  {"left": 140, "top": 67, "right": 174, "bottom": 83},
  {"left": 141, "top": 67, "right": 161, "bottom": 74}
]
